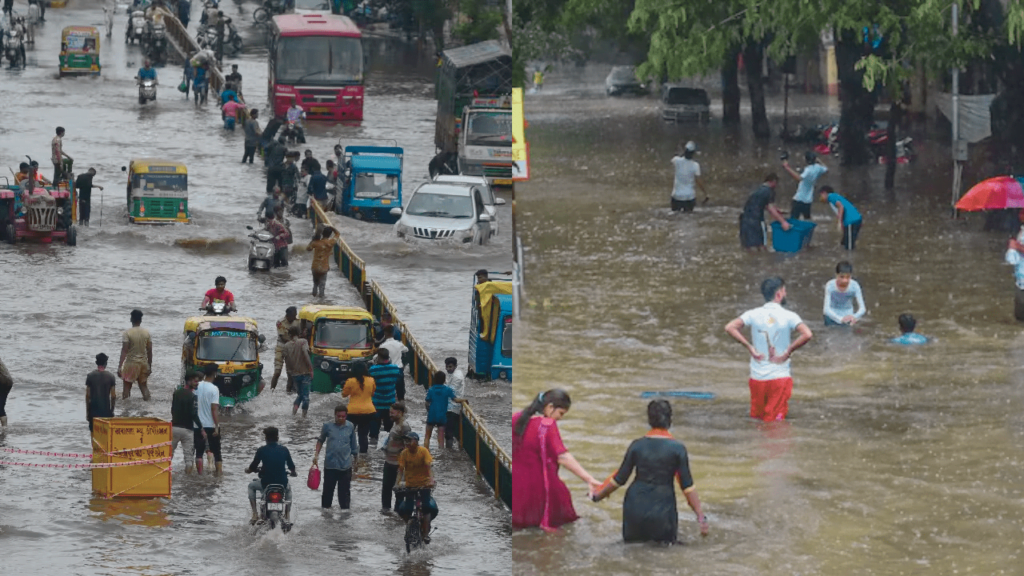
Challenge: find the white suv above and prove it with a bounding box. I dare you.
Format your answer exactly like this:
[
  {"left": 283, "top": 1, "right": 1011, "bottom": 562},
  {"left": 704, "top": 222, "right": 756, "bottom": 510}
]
[
  {"left": 431, "top": 174, "right": 506, "bottom": 236},
  {"left": 391, "top": 182, "right": 495, "bottom": 245}
]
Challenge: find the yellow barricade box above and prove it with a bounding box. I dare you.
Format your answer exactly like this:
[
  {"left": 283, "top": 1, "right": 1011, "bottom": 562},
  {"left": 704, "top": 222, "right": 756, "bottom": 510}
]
[{"left": 91, "top": 417, "right": 172, "bottom": 498}]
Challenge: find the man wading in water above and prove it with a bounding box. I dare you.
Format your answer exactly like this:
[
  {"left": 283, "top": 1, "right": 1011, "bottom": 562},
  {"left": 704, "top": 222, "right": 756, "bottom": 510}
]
[
  {"left": 724, "top": 277, "right": 812, "bottom": 421},
  {"left": 118, "top": 309, "right": 153, "bottom": 400}
]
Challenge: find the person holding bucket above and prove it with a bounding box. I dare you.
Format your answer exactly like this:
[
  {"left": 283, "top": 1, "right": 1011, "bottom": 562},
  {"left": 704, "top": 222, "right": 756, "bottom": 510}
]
[{"left": 312, "top": 404, "right": 359, "bottom": 511}]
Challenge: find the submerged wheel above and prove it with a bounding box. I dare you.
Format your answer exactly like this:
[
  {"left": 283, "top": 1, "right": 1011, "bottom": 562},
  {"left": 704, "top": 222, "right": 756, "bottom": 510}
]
[
  {"left": 65, "top": 225, "right": 77, "bottom": 246},
  {"left": 6, "top": 223, "right": 15, "bottom": 245},
  {"left": 405, "top": 519, "right": 420, "bottom": 553},
  {"left": 253, "top": 7, "right": 269, "bottom": 23}
]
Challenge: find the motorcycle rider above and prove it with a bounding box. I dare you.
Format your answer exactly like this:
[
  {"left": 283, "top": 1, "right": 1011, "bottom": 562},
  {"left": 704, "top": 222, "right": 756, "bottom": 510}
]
[
  {"left": 137, "top": 59, "right": 157, "bottom": 81},
  {"left": 257, "top": 188, "right": 284, "bottom": 222},
  {"left": 245, "top": 426, "right": 297, "bottom": 525},
  {"left": 285, "top": 97, "right": 307, "bottom": 143},
  {"left": 201, "top": 276, "right": 237, "bottom": 312},
  {"left": 395, "top": 432, "right": 439, "bottom": 543},
  {"left": 265, "top": 213, "right": 290, "bottom": 268}
]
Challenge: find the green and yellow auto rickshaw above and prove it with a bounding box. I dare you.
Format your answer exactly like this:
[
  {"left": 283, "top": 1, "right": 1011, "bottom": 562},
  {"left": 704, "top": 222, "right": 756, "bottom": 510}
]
[
  {"left": 122, "top": 159, "right": 190, "bottom": 224},
  {"left": 299, "top": 305, "right": 378, "bottom": 394},
  {"left": 59, "top": 26, "right": 101, "bottom": 77},
  {"left": 182, "top": 315, "right": 266, "bottom": 408}
]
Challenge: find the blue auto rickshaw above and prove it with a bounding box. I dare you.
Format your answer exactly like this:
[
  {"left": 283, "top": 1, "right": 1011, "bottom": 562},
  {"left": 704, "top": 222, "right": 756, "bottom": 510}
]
[
  {"left": 335, "top": 145, "right": 403, "bottom": 223},
  {"left": 468, "top": 272, "right": 512, "bottom": 381}
]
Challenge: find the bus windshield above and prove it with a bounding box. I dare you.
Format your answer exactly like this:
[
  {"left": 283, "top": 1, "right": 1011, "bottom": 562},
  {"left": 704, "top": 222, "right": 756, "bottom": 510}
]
[
  {"left": 314, "top": 319, "right": 372, "bottom": 349},
  {"left": 465, "top": 112, "right": 512, "bottom": 147},
  {"left": 275, "top": 36, "right": 363, "bottom": 85},
  {"left": 197, "top": 331, "right": 258, "bottom": 362}
]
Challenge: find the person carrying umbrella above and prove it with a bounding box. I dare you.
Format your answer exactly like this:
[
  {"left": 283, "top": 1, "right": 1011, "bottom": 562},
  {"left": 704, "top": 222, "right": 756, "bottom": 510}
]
[{"left": 1006, "top": 228, "right": 1024, "bottom": 320}]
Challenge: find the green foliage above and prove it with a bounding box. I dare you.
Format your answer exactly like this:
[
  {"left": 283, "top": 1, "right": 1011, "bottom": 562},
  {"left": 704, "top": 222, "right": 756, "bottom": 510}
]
[{"left": 453, "top": 0, "right": 504, "bottom": 45}]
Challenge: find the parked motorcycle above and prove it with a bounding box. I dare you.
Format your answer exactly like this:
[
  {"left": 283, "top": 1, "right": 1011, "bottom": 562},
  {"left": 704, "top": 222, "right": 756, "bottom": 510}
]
[
  {"left": 126, "top": 10, "right": 146, "bottom": 44},
  {"left": 4, "top": 26, "right": 26, "bottom": 69},
  {"left": 246, "top": 225, "right": 275, "bottom": 271},
  {"left": 137, "top": 77, "right": 157, "bottom": 104},
  {"left": 144, "top": 21, "right": 168, "bottom": 65},
  {"left": 195, "top": 18, "right": 241, "bottom": 54},
  {"left": 252, "top": 0, "right": 288, "bottom": 25}
]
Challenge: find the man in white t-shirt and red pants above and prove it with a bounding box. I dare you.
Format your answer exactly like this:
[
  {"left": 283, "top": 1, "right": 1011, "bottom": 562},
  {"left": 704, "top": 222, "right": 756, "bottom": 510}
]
[{"left": 725, "top": 277, "right": 813, "bottom": 421}]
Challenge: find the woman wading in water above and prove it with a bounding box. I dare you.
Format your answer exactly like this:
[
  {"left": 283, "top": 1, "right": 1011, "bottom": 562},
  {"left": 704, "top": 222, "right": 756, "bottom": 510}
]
[
  {"left": 590, "top": 400, "right": 709, "bottom": 543},
  {"left": 512, "top": 389, "right": 601, "bottom": 531}
]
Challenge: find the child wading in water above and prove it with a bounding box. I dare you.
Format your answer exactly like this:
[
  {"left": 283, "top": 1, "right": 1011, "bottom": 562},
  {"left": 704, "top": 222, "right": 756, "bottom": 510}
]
[
  {"left": 890, "top": 314, "right": 929, "bottom": 345},
  {"left": 823, "top": 261, "right": 866, "bottom": 326}
]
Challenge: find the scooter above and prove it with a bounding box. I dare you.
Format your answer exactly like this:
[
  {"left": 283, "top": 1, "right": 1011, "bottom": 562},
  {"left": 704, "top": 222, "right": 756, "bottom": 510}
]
[
  {"left": 281, "top": 120, "right": 305, "bottom": 144},
  {"left": 145, "top": 21, "right": 168, "bottom": 65},
  {"left": 137, "top": 77, "right": 157, "bottom": 104},
  {"left": 252, "top": 0, "right": 287, "bottom": 25},
  {"left": 126, "top": 9, "right": 146, "bottom": 44},
  {"left": 3, "top": 26, "right": 26, "bottom": 69},
  {"left": 246, "top": 225, "right": 275, "bottom": 271}
]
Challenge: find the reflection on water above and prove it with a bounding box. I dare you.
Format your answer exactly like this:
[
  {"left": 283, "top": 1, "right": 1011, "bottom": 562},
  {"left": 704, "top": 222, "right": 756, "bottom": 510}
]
[
  {"left": 513, "top": 67, "right": 1024, "bottom": 574},
  {"left": 88, "top": 497, "right": 172, "bottom": 528}
]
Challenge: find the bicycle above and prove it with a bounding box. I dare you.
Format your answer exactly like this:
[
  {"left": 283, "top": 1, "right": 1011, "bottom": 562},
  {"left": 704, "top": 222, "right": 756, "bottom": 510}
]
[{"left": 393, "top": 486, "right": 430, "bottom": 553}]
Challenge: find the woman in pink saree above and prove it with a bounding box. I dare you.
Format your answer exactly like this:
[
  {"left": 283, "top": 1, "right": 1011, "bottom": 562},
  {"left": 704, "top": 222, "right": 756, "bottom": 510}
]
[{"left": 512, "top": 389, "right": 601, "bottom": 531}]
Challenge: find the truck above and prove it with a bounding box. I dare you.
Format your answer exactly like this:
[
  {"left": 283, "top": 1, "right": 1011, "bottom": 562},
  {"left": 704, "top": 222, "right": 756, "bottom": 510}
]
[{"left": 432, "top": 40, "right": 514, "bottom": 188}]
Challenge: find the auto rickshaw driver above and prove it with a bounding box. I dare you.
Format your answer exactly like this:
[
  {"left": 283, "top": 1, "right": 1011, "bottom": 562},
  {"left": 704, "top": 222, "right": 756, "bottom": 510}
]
[{"left": 202, "top": 276, "right": 237, "bottom": 312}]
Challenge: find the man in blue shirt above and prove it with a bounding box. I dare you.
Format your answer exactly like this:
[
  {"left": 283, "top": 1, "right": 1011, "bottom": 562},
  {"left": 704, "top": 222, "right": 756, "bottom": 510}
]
[
  {"left": 245, "top": 426, "right": 297, "bottom": 524},
  {"left": 137, "top": 60, "right": 157, "bottom": 81},
  {"left": 890, "top": 313, "right": 929, "bottom": 345},
  {"left": 782, "top": 151, "right": 827, "bottom": 221},
  {"left": 312, "top": 404, "right": 359, "bottom": 510},
  {"left": 368, "top": 348, "right": 404, "bottom": 445},
  {"left": 820, "top": 185, "right": 863, "bottom": 250}
]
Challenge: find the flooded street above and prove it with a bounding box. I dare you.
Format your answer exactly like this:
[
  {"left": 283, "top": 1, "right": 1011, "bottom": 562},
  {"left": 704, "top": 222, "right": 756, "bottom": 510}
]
[
  {"left": 513, "top": 66, "right": 1024, "bottom": 574},
  {"left": 0, "top": 3, "right": 509, "bottom": 574}
]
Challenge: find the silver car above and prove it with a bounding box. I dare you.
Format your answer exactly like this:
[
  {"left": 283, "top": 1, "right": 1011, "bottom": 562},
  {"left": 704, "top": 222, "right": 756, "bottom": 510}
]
[
  {"left": 391, "top": 182, "right": 495, "bottom": 245},
  {"left": 431, "top": 174, "right": 506, "bottom": 237}
]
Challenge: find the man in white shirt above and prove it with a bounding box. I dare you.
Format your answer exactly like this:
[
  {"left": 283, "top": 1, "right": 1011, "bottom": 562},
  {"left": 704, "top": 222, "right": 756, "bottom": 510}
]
[
  {"left": 670, "top": 140, "right": 706, "bottom": 213},
  {"left": 194, "top": 364, "right": 223, "bottom": 476},
  {"left": 443, "top": 357, "right": 465, "bottom": 448},
  {"left": 379, "top": 326, "right": 408, "bottom": 370},
  {"left": 724, "top": 277, "right": 813, "bottom": 422}
]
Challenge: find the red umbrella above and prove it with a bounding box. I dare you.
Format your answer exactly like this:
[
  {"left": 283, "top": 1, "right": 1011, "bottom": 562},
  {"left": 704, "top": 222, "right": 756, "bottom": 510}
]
[{"left": 956, "top": 176, "right": 1024, "bottom": 211}]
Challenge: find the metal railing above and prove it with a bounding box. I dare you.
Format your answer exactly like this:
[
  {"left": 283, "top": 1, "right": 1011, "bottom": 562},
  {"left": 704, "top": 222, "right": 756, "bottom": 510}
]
[
  {"left": 317, "top": 200, "right": 511, "bottom": 508},
  {"left": 152, "top": 6, "right": 224, "bottom": 93}
]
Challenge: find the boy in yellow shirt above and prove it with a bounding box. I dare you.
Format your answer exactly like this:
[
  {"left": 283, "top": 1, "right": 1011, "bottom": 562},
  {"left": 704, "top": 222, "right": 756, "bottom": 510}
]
[{"left": 396, "top": 432, "right": 438, "bottom": 542}]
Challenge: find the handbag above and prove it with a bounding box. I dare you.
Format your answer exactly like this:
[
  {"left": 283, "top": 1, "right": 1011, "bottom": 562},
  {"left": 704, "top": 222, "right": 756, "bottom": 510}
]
[
  {"left": 178, "top": 80, "right": 188, "bottom": 93},
  {"left": 307, "top": 464, "right": 321, "bottom": 490}
]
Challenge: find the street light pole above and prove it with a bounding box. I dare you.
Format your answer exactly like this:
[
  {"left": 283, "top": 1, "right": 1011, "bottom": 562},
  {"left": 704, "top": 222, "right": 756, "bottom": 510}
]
[{"left": 951, "top": 2, "right": 962, "bottom": 217}]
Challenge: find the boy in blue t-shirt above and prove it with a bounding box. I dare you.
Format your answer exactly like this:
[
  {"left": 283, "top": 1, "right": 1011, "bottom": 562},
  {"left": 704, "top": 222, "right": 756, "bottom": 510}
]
[
  {"left": 424, "top": 371, "right": 462, "bottom": 451},
  {"left": 890, "top": 314, "right": 929, "bottom": 345},
  {"left": 819, "top": 185, "right": 863, "bottom": 250}
]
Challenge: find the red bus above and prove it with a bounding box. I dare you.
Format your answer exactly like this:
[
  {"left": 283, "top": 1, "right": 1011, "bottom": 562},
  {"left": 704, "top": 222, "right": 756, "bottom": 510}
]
[{"left": 268, "top": 14, "right": 364, "bottom": 121}]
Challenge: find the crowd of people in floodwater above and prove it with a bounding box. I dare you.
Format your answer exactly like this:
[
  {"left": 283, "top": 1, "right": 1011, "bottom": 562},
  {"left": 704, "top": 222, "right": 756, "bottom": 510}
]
[{"left": 511, "top": 139, "right": 958, "bottom": 546}]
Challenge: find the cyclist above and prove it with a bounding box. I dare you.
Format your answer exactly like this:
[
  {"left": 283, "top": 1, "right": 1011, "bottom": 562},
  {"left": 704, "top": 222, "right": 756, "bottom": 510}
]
[
  {"left": 245, "top": 426, "right": 297, "bottom": 524},
  {"left": 395, "top": 432, "right": 438, "bottom": 543}
]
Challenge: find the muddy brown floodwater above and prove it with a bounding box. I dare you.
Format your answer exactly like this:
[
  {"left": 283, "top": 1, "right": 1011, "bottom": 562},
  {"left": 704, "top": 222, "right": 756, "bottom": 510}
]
[
  {"left": 512, "top": 65, "right": 1024, "bottom": 575},
  {"left": 0, "top": 2, "right": 510, "bottom": 574}
]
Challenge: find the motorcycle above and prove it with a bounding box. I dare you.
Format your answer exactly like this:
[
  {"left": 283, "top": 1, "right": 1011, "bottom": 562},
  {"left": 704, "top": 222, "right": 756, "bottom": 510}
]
[
  {"left": 126, "top": 10, "right": 146, "bottom": 44},
  {"left": 201, "top": 302, "right": 232, "bottom": 316},
  {"left": 246, "top": 225, "right": 275, "bottom": 271},
  {"left": 137, "top": 77, "right": 157, "bottom": 104},
  {"left": 281, "top": 120, "right": 305, "bottom": 144},
  {"left": 195, "top": 18, "right": 241, "bottom": 54},
  {"left": 144, "top": 21, "right": 167, "bottom": 65},
  {"left": 254, "top": 474, "right": 293, "bottom": 532},
  {"left": 252, "top": 0, "right": 287, "bottom": 25},
  {"left": 3, "top": 26, "right": 26, "bottom": 69}
]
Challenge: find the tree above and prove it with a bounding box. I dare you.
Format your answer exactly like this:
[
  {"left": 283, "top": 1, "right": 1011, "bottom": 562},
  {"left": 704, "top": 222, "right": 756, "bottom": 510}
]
[{"left": 453, "top": 0, "right": 503, "bottom": 46}]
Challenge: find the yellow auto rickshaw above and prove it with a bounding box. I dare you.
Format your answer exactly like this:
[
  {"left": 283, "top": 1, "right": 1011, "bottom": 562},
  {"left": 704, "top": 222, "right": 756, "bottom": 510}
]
[
  {"left": 299, "top": 305, "right": 378, "bottom": 393},
  {"left": 59, "top": 26, "right": 101, "bottom": 77},
  {"left": 182, "top": 315, "right": 266, "bottom": 408},
  {"left": 122, "top": 159, "right": 190, "bottom": 224}
]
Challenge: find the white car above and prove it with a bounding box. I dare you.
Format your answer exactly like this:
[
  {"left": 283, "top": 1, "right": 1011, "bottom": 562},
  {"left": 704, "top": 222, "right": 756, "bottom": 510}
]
[
  {"left": 431, "top": 174, "right": 506, "bottom": 236},
  {"left": 391, "top": 182, "right": 495, "bottom": 245}
]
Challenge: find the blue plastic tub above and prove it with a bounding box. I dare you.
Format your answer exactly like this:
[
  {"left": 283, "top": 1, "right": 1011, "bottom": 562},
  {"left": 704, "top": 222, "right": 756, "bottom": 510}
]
[{"left": 770, "top": 219, "right": 816, "bottom": 252}]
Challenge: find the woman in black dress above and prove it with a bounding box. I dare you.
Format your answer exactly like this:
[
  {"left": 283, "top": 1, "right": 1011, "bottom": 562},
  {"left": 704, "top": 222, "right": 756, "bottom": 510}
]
[{"left": 591, "top": 400, "right": 709, "bottom": 543}]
